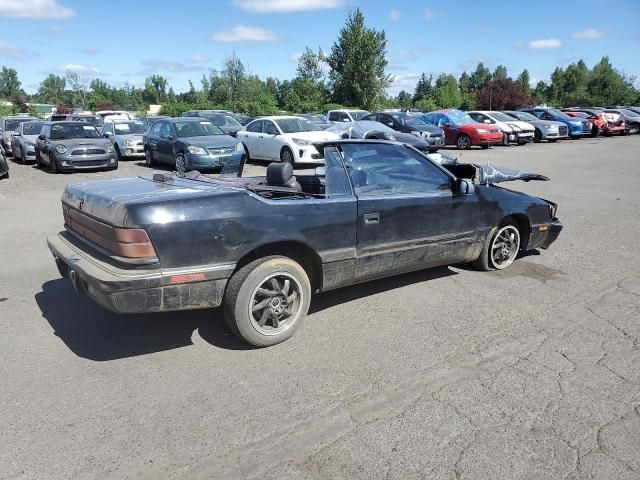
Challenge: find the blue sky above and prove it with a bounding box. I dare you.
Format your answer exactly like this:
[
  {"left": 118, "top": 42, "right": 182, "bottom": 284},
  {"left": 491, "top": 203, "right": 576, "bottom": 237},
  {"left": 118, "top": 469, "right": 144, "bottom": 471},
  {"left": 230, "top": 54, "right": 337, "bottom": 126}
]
[{"left": 1, "top": 0, "right": 638, "bottom": 96}]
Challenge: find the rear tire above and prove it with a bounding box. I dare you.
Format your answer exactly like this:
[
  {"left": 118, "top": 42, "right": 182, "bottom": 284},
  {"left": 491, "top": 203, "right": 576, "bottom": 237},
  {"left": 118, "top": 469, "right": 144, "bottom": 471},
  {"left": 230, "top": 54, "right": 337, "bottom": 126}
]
[{"left": 223, "top": 256, "right": 311, "bottom": 347}]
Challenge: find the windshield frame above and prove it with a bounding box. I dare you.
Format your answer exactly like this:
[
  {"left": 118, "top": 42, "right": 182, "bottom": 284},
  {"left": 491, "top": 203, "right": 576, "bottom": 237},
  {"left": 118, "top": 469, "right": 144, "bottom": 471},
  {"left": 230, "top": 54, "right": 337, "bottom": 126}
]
[
  {"left": 490, "top": 112, "right": 520, "bottom": 122},
  {"left": 49, "top": 122, "right": 101, "bottom": 140},
  {"left": 21, "top": 122, "right": 44, "bottom": 135}
]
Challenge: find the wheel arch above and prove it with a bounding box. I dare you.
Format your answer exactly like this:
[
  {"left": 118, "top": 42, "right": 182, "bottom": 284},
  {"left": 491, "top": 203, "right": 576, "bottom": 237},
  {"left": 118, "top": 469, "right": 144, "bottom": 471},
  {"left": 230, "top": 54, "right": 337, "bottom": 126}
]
[
  {"left": 233, "top": 240, "right": 323, "bottom": 292},
  {"left": 501, "top": 213, "right": 530, "bottom": 250}
]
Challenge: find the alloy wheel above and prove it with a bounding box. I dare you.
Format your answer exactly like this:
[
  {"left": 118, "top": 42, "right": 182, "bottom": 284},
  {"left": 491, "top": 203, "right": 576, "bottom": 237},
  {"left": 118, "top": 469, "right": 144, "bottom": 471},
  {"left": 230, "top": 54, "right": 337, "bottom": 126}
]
[
  {"left": 490, "top": 225, "right": 520, "bottom": 270},
  {"left": 248, "top": 273, "right": 303, "bottom": 336}
]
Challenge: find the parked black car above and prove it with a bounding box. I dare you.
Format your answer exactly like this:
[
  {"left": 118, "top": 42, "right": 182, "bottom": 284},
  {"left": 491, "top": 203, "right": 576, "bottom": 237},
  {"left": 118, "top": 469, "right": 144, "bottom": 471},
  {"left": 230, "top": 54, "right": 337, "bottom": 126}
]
[
  {"left": 0, "top": 145, "right": 8, "bottom": 179},
  {"left": 361, "top": 112, "right": 445, "bottom": 151},
  {"left": 34, "top": 121, "right": 117, "bottom": 173},
  {"left": 48, "top": 140, "right": 562, "bottom": 347},
  {"left": 143, "top": 117, "right": 243, "bottom": 173},
  {"left": 235, "top": 114, "right": 255, "bottom": 126}
]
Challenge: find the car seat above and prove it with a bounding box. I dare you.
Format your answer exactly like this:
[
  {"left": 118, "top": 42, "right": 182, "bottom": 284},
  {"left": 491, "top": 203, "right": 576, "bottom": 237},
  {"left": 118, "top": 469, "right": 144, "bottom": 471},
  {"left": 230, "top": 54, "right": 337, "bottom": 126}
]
[{"left": 266, "top": 162, "right": 301, "bottom": 192}]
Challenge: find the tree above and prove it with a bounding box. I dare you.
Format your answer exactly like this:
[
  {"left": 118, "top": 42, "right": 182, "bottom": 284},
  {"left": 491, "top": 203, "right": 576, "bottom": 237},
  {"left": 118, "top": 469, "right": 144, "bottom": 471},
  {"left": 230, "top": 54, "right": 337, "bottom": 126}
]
[
  {"left": 475, "top": 78, "right": 533, "bottom": 110},
  {"left": 469, "top": 62, "right": 491, "bottom": 91},
  {"left": 296, "top": 47, "right": 326, "bottom": 83},
  {"left": 0, "top": 66, "right": 22, "bottom": 99},
  {"left": 516, "top": 69, "right": 531, "bottom": 96},
  {"left": 65, "top": 70, "right": 90, "bottom": 109},
  {"left": 587, "top": 56, "right": 636, "bottom": 106},
  {"left": 328, "top": 7, "right": 392, "bottom": 109},
  {"left": 396, "top": 90, "right": 412, "bottom": 108},
  {"left": 413, "top": 73, "right": 433, "bottom": 103},
  {"left": 433, "top": 74, "right": 461, "bottom": 108},
  {"left": 142, "top": 74, "right": 168, "bottom": 104},
  {"left": 533, "top": 81, "right": 549, "bottom": 104},
  {"left": 493, "top": 65, "right": 508, "bottom": 80},
  {"left": 37, "top": 74, "right": 66, "bottom": 104}
]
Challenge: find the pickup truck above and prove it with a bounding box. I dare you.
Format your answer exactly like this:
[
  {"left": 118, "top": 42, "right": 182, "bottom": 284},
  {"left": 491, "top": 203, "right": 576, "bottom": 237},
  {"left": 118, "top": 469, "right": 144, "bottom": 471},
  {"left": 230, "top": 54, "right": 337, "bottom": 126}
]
[{"left": 47, "top": 140, "right": 562, "bottom": 346}]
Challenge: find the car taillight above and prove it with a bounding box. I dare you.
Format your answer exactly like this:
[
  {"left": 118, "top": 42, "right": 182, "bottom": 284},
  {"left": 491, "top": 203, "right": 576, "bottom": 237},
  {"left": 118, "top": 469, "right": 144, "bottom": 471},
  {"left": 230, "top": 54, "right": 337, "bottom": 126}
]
[{"left": 113, "top": 227, "right": 157, "bottom": 259}]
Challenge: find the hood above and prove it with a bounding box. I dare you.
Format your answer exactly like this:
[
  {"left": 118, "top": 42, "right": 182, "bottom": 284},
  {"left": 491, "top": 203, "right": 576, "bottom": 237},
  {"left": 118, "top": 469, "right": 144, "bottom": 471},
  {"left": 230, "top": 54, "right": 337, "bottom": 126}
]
[
  {"left": 55, "top": 138, "right": 111, "bottom": 149},
  {"left": 284, "top": 130, "right": 341, "bottom": 142},
  {"left": 61, "top": 175, "right": 230, "bottom": 227},
  {"left": 461, "top": 122, "right": 501, "bottom": 132},
  {"left": 22, "top": 134, "right": 39, "bottom": 143},
  {"left": 391, "top": 131, "right": 429, "bottom": 148},
  {"left": 477, "top": 164, "right": 549, "bottom": 184},
  {"left": 183, "top": 135, "right": 238, "bottom": 148},
  {"left": 504, "top": 120, "right": 535, "bottom": 130}
]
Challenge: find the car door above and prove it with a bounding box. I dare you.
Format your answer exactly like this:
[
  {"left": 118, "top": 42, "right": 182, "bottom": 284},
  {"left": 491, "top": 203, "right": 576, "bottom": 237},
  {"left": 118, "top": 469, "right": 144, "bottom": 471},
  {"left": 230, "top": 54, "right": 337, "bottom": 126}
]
[
  {"left": 146, "top": 121, "right": 164, "bottom": 162},
  {"left": 157, "top": 122, "right": 176, "bottom": 164},
  {"left": 434, "top": 114, "right": 456, "bottom": 144},
  {"left": 261, "top": 120, "right": 281, "bottom": 161},
  {"left": 341, "top": 142, "right": 485, "bottom": 281},
  {"left": 37, "top": 125, "right": 51, "bottom": 164},
  {"left": 239, "top": 120, "right": 263, "bottom": 159}
]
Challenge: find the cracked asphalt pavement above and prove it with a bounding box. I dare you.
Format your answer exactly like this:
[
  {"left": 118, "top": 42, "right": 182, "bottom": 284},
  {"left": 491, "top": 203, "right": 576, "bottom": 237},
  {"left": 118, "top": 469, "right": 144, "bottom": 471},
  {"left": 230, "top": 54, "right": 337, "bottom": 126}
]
[{"left": 1, "top": 136, "right": 639, "bottom": 479}]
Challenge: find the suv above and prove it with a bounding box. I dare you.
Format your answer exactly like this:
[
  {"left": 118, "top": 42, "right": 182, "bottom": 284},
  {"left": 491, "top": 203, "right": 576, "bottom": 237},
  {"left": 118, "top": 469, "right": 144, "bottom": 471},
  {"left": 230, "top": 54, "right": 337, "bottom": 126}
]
[
  {"left": 361, "top": 112, "right": 444, "bottom": 151},
  {"left": 1, "top": 115, "right": 39, "bottom": 155},
  {"left": 326, "top": 109, "right": 370, "bottom": 123}
]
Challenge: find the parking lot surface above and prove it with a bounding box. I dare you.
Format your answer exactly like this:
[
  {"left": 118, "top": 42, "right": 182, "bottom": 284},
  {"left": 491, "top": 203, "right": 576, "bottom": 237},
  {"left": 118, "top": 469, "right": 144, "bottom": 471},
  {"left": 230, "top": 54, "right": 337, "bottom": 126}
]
[{"left": 1, "top": 137, "right": 639, "bottom": 479}]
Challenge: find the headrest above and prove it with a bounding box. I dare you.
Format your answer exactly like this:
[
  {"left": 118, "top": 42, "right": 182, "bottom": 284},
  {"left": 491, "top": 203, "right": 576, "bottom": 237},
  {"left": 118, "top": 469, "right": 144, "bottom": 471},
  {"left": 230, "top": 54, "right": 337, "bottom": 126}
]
[{"left": 266, "top": 162, "right": 294, "bottom": 185}]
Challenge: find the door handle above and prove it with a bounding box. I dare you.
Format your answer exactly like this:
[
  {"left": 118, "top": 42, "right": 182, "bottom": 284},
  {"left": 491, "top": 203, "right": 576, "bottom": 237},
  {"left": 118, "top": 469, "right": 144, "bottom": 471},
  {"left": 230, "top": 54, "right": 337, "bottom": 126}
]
[{"left": 363, "top": 213, "right": 380, "bottom": 225}]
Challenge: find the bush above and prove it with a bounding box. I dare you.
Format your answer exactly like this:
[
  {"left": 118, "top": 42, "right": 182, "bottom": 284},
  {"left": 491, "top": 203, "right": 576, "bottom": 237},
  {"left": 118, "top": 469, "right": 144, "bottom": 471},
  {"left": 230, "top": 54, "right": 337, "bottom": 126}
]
[{"left": 322, "top": 103, "right": 348, "bottom": 113}]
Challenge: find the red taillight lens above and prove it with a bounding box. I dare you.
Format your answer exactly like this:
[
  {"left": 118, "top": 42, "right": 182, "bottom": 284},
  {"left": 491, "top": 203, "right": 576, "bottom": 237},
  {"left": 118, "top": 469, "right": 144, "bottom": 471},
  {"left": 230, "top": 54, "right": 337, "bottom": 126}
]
[{"left": 113, "top": 228, "right": 157, "bottom": 259}]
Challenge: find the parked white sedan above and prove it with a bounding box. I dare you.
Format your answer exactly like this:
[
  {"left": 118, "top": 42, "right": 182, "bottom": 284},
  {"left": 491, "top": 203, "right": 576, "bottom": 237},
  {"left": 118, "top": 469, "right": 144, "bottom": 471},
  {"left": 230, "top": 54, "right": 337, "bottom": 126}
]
[
  {"left": 237, "top": 116, "right": 340, "bottom": 165},
  {"left": 468, "top": 111, "right": 536, "bottom": 145}
]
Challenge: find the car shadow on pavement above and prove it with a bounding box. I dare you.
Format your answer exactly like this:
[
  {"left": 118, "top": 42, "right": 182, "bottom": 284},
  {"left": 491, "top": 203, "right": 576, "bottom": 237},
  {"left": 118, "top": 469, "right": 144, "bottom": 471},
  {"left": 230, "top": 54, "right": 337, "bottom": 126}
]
[
  {"left": 308, "top": 266, "right": 457, "bottom": 314},
  {"left": 35, "top": 279, "right": 250, "bottom": 361}
]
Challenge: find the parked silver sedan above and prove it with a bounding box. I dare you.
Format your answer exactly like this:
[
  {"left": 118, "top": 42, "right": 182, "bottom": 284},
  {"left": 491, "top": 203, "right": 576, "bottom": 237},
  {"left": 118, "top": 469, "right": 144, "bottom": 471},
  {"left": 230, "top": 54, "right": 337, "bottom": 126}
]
[
  {"left": 10, "top": 120, "right": 44, "bottom": 163},
  {"left": 101, "top": 120, "right": 146, "bottom": 160}
]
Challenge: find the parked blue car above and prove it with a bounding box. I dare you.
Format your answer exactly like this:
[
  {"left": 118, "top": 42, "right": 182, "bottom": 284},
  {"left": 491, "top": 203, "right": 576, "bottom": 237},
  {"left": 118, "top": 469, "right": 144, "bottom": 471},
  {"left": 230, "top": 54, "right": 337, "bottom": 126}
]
[{"left": 519, "top": 108, "right": 591, "bottom": 138}]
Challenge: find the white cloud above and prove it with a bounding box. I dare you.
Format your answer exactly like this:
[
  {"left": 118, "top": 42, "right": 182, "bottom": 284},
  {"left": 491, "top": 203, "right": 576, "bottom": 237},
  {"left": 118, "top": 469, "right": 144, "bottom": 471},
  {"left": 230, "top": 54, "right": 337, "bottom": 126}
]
[
  {"left": 78, "top": 47, "right": 99, "bottom": 54},
  {"left": 387, "top": 73, "right": 420, "bottom": 97},
  {"left": 0, "top": 0, "right": 75, "bottom": 19},
  {"left": 572, "top": 29, "right": 607, "bottom": 40},
  {"left": 290, "top": 51, "right": 302, "bottom": 63},
  {"left": 186, "top": 54, "right": 209, "bottom": 64},
  {"left": 424, "top": 8, "right": 445, "bottom": 20},
  {"left": 0, "top": 42, "right": 39, "bottom": 58},
  {"left": 388, "top": 10, "right": 401, "bottom": 21},
  {"left": 140, "top": 59, "right": 205, "bottom": 73},
  {"left": 211, "top": 25, "right": 279, "bottom": 42},
  {"left": 232, "top": 0, "right": 345, "bottom": 13},
  {"left": 528, "top": 38, "right": 562, "bottom": 49},
  {"left": 61, "top": 64, "right": 100, "bottom": 74}
]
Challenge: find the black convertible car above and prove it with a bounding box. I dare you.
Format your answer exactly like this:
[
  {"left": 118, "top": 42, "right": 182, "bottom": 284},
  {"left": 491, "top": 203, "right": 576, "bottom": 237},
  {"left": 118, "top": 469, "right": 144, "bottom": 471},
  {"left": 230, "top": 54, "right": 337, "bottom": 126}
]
[{"left": 47, "top": 140, "right": 562, "bottom": 346}]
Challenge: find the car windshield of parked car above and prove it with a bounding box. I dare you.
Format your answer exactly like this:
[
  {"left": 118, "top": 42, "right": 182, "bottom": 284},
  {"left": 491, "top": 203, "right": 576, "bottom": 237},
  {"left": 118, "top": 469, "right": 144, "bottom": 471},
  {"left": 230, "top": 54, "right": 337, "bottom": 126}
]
[
  {"left": 548, "top": 108, "right": 571, "bottom": 119},
  {"left": 508, "top": 112, "right": 537, "bottom": 122},
  {"left": 175, "top": 121, "right": 224, "bottom": 137},
  {"left": 76, "top": 116, "right": 104, "bottom": 127},
  {"left": 445, "top": 111, "right": 476, "bottom": 125},
  {"left": 5, "top": 119, "right": 32, "bottom": 131},
  {"left": 621, "top": 109, "right": 640, "bottom": 117},
  {"left": 22, "top": 122, "right": 44, "bottom": 135},
  {"left": 392, "top": 114, "right": 427, "bottom": 127},
  {"left": 207, "top": 114, "right": 242, "bottom": 127},
  {"left": 50, "top": 123, "right": 100, "bottom": 140},
  {"left": 351, "top": 111, "right": 369, "bottom": 120},
  {"left": 113, "top": 122, "right": 146, "bottom": 135},
  {"left": 275, "top": 118, "right": 321, "bottom": 133},
  {"left": 490, "top": 112, "right": 519, "bottom": 122}
]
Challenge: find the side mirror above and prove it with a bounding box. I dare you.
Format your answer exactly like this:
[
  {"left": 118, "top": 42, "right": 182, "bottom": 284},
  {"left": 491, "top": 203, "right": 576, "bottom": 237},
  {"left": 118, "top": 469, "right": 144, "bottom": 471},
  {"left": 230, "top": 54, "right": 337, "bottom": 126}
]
[
  {"left": 38, "top": 134, "right": 46, "bottom": 141},
  {"left": 452, "top": 178, "right": 474, "bottom": 195}
]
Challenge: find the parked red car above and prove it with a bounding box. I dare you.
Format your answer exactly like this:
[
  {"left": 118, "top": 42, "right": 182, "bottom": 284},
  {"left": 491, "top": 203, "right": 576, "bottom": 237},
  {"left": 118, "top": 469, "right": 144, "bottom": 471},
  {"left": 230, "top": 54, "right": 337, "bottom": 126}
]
[
  {"left": 418, "top": 109, "right": 503, "bottom": 149},
  {"left": 562, "top": 109, "right": 608, "bottom": 136}
]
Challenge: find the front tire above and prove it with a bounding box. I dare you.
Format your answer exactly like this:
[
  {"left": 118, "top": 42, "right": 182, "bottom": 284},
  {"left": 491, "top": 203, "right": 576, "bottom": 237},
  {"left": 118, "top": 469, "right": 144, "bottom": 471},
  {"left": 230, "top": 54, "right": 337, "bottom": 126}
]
[
  {"left": 280, "top": 146, "right": 295, "bottom": 165},
  {"left": 472, "top": 221, "right": 521, "bottom": 271},
  {"left": 49, "top": 151, "right": 59, "bottom": 174},
  {"left": 145, "top": 148, "right": 155, "bottom": 167},
  {"left": 114, "top": 144, "right": 122, "bottom": 162},
  {"left": 533, "top": 130, "right": 542, "bottom": 143},
  {"left": 456, "top": 134, "right": 471, "bottom": 150},
  {"left": 175, "top": 153, "right": 186, "bottom": 174},
  {"left": 20, "top": 147, "right": 27, "bottom": 164},
  {"left": 223, "top": 256, "right": 311, "bottom": 347}
]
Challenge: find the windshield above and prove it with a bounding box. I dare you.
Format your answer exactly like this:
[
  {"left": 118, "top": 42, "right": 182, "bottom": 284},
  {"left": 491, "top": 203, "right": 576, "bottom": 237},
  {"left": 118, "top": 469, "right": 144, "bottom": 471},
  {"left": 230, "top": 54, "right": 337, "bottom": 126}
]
[
  {"left": 351, "top": 111, "right": 369, "bottom": 120},
  {"left": 275, "top": 118, "right": 321, "bottom": 133},
  {"left": 50, "top": 123, "right": 101, "bottom": 140},
  {"left": 622, "top": 109, "right": 640, "bottom": 117},
  {"left": 75, "top": 116, "right": 104, "bottom": 127},
  {"left": 445, "top": 110, "right": 476, "bottom": 125},
  {"left": 393, "top": 114, "right": 427, "bottom": 127},
  {"left": 548, "top": 108, "right": 571, "bottom": 119},
  {"left": 113, "top": 122, "right": 146, "bottom": 135},
  {"left": 175, "top": 120, "right": 224, "bottom": 137},
  {"left": 490, "top": 112, "right": 519, "bottom": 122},
  {"left": 5, "top": 119, "right": 34, "bottom": 131},
  {"left": 207, "top": 114, "right": 242, "bottom": 127},
  {"left": 304, "top": 115, "right": 326, "bottom": 124},
  {"left": 508, "top": 111, "right": 538, "bottom": 122},
  {"left": 22, "top": 122, "right": 44, "bottom": 135}
]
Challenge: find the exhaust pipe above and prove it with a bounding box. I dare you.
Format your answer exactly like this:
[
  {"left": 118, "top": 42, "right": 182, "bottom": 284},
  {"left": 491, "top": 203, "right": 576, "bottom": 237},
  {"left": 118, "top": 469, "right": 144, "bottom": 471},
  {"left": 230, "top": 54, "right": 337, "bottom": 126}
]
[{"left": 68, "top": 270, "right": 86, "bottom": 295}]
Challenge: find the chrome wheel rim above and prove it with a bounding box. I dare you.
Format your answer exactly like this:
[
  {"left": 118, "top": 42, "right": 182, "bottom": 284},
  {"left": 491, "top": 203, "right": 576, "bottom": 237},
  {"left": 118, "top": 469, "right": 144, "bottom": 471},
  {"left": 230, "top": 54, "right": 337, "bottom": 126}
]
[
  {"left": 248, "top": 273, "right": 303, "bottom": 336},
  {"left": 490, "top": 225, "right": 520, "bottom": 269},
  {"left": 457, "top": 136, "right": 469, "bottom": 149},
  {"left": 282, "top": 149, "right": 293, "bottom": 163},
  {"left": 175, "top": 155, "right": 186, "bottom": 174},
  {"left": 145, "top": 150, "right": 152, "bottom": 166}
]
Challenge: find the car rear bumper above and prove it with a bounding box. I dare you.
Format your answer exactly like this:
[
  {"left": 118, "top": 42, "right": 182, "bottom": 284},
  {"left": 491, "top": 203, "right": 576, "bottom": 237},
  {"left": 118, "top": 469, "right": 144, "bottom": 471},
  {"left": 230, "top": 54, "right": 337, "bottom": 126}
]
[{"left": 47, "top": 231, "right": 232, "bottom": 314}]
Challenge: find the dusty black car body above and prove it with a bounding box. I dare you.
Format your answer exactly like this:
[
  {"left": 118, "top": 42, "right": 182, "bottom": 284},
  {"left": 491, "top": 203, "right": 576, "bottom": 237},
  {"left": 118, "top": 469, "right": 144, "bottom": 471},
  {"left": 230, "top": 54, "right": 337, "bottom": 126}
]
[{"left": 48, "top": 140, "right": 562, "bottom": 346}]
